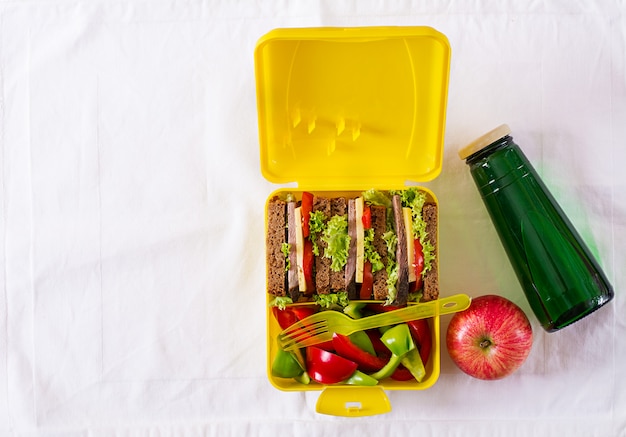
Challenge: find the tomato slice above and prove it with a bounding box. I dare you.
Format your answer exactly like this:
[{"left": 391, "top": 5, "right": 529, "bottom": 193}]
[
  {"left": 360, "top": 261, "right": 373, "bottom": 299},
  {"left": 362, "top": 205, "right": 371, "bottom": 229},
  {"left": 302, "top": 239, "right": 315, "bottom": 294},
  {"left": 410, "top": 238, "right": 425, "bottom": 293},
  {"left": 301, "top": 191, "right": 314, "bottom": 238},
  {"left": 306, "top": 347, "right": 358, "bottom": 384}
]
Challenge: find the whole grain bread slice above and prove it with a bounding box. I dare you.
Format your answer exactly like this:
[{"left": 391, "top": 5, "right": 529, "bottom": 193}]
[
  {"left": 370, "top": 205, "right": 389, "bottom": 300},
  {"left": 313, "top": 196, "right": 331, "bottom": 294},
  {"left": 421, "top": 203, "right": 439, "bottom": 301},
  {"left": 266, "top": 197, "right": 286, "bottom": 296}
]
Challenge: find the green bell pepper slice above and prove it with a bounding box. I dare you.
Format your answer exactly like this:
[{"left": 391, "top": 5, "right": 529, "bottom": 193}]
[
  {"left": 348, "top": 331, "right": 377, "bottom": 356},
  {"left": 294, "top": 371, "right": 311, "bottom": 385},
  {"left": 368, "top": 323, "right": 426, "bottom": 381},
  {"left": 380, "top": 323, "right": 415, "bottom": 356},
  {"left": 400, "top": 348, "right": 426, "bottom": 382},
  {"left": 343, "top": 370, "right": 379, "bottom": 386},
  {"left": 370, "top": 354, "right": 404, "bottom": 380},
  {"left": 343, "top": 301, "right": 367, "bottom": 319},
  {"left": 271, "top": 346, "right": 305, "bottom": 379}
]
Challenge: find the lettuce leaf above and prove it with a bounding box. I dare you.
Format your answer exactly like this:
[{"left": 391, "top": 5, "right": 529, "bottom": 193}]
[
  {"left": 281, "top": 192, "right": 296, "bottom": 203},
  {"left": 308, "top": 210, "right": 326, "bottom": 256},
  {"left": 269, "top": 296, "right": 293, "bottom": 310},
  {"left": 362, "top": 189, "right": 392, "bottom": 209},
  {"left": 382, "top": 231, "right": 397, "bottom": 262},
  {"left": 421, "top": 241, "right": 435, "bottom": 275},
  {"left": 322, "top": 214, "right": 350, "bottom": 272},
  {"left": 382, "top": 230, "right": 398, "bottom": 305},
  {"left": 314, "top": 292, "right": 349, "bottom": 309},
  {"left": 281, "top": 242, "right": 291, "bottom": 272},
  {"left": 385, "top": 263, "right": 399, "bottom": 306},
  {"left": 364, "top": 228, "right": 384, "bottom": 273},
  {"left": 408, "top": 291, "right": 423, "bottom": 303}
]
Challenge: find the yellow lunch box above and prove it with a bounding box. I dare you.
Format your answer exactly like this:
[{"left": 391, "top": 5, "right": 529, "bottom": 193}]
[{"left": 255, "top": 26, "right": 451, "bottom": 417}]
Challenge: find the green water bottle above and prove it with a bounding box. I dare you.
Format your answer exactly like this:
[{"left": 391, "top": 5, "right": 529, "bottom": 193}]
[{"left": 459, "top": 125, "right": 613, "bottom": 332}]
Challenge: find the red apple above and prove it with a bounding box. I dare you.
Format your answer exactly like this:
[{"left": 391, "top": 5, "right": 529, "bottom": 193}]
[{"left": 446, "top": 294, "right": 533, "bottom": 380}]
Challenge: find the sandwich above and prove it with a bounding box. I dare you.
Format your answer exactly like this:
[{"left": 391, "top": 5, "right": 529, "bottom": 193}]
[{"left": 266, "top": 188, "right": 438, "bottom": 307}]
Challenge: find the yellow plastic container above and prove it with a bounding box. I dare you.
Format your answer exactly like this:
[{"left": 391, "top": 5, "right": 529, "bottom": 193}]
[{"left": 255, "top": 26, "right": 451, "bottom": 416}]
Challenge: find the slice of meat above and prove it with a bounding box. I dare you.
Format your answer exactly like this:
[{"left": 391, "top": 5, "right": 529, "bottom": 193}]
[
  {"left": 287, "top": 201, "right": 300, "bottom": 301},
  {"left": 392, "top": 194, "right": 409, "bottom": 305},
  {"left": 345, "top": 198, "right": 357, "bottom": 299}
]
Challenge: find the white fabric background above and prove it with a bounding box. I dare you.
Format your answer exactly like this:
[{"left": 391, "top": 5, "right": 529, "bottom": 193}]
[{"left": 1, "top": 0, "right": 625, "bottom": 435}]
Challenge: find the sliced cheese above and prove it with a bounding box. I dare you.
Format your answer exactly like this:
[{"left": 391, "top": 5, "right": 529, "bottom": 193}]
[
  {"left": 355, "top": 196, "right": 365, "bottom": 283},
  {"left": 403, "top": 207, "right": 417, "bottom": 283},
  {"left": 294, "top": 206, "right": 306, "bottom": 292}
]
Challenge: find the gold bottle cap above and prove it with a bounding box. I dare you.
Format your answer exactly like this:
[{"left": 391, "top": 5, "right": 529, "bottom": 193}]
[{"left": 458, "top": 124, "right": 512, "bottom": 160}]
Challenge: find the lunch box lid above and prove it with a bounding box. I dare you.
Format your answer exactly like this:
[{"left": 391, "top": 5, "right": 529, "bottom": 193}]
[{"left": 254, "top": 26, "right": 451, "bottom": 189}]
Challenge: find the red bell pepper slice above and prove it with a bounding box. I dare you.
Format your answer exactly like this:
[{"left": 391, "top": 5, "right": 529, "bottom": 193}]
[
  {"left": 334, "top": 332, "right": 423, "bottom": 381},
  {"left": 366, "top": 329, "right": 390, "bottom": 356},
  {"left": 359, "top": 261, "right": 373, "bottom": 299},
  {"left": 332, "top": 333, "right": 387, "bottom": 373},
  {"left": 272, "top": 306, "right": 300, "bottom": 330},
  {"left": 409, "top": 238, "right": 424, "bottom": 293},
  {"left": 362, "top": 205, "right": 372, "bottom": 229},
  {"left": 334, "top": 332, "right": 422, "bottom": 381},
  {"left": 306, "top": 347, "right": 358, "bottom": 384},
  {"left": 407, "top": 318, "right": 432, "bottom": 365},
  {"left": 272, "top": 306, "right": 316, "bottom": 330},
  {"left": 365, "top": 302, "right": 403, "bottom": 314},
  {"left": 272, "top": 306, "right": 334, "bottom": 351},
  {"left": 301, "top": 191, "right": 314, "bottom": 238},
  {"left": 300, "top": 192, "right": 316, "bottom": 295},
  {"left": 390, "top": 365, "right": 415, "bottom": 381}
]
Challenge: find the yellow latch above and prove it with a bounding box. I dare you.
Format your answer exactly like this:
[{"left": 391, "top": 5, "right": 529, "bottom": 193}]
[{"left": 315, "top": 387, "right": 392, "bottom": 417}]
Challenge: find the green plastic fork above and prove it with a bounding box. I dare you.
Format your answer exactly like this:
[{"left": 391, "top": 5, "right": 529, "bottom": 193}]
[{"left": 277, "top": 293, "right": 471, "bottom": 351}]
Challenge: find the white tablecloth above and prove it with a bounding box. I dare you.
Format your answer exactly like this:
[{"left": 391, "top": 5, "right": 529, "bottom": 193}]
[{"left": 1, "top": 1, "right": 625, "bottom": 435}]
